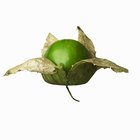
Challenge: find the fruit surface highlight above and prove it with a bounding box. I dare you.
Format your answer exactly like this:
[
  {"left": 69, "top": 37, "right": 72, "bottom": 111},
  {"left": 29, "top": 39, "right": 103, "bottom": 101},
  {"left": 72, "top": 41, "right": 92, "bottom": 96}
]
[{"left": 44, "top": 39, "right": 90, "bottom": 72}]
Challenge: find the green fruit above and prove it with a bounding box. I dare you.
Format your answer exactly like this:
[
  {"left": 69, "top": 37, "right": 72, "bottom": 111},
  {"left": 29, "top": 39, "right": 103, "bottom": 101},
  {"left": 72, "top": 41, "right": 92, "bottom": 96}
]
[{"left": 44, "top": 39, "right": 90, "bottom": 72}]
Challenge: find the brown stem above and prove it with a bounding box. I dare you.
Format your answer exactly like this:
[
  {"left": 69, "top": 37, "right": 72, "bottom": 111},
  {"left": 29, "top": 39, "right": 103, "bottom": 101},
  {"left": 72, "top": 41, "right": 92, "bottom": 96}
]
[{"left": 66, "top": 86, "right": 80, "bottom": 102}]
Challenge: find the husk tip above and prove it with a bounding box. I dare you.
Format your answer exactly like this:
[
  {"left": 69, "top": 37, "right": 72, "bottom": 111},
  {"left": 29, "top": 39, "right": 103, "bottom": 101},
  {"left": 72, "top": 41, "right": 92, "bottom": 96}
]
[
  {"left": 77, "top": 26, "right": 80, "bottom": 29},
  {"left": 124, "top": 68, "right": 129, "bottom": 73},
  {"left": 77, "top": 26, "right": 83, "bottom": 31},
  {"left": 3, "top": 70, "right": 11, "bottom": 76},
  {"left": 111, "top": 67, "right": 129, "bottom": 73}
]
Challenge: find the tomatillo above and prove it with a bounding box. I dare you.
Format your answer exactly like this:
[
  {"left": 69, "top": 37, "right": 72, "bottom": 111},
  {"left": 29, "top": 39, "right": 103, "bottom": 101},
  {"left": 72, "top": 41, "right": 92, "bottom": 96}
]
[
  {"left": 44, "top": 39, "right": 90, "bottom": 72},
  {"left": 4, "top": 26, "right": 128, "bottom": 102}
]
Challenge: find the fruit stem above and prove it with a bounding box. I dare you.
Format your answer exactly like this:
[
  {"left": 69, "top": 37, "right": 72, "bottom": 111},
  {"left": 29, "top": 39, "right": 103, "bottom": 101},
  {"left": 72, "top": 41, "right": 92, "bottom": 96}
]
[{"left": 66, "top": 86, "right": 80, "bottom": 102}]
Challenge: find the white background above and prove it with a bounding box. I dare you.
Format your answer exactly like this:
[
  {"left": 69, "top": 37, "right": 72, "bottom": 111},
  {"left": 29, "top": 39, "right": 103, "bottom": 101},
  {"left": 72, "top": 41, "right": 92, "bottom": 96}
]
[{"left": 0, "top": 0, "right": 140, "bottom": 140}]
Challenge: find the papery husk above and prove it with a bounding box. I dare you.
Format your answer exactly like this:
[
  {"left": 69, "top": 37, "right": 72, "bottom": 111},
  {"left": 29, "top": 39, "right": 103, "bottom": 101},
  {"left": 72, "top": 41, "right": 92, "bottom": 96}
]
[
  {"left": 82, "top": 58, "right": 128, "bottom": 73},
  {"left": 42, "top": 33, "right": 57, "bottom": 57},
  {"left": 4, "top": 58, "right": 56, "bottom": 76},
  {"left": 42, "top": 65, "right": 67, "bottom": 85},
  {"left": 67, "top": 60, "right": 97, "bottom": 85},
  {"left": 42, "top": 60, "right": 97, "bottom": 85},
  {"left": 77, "top": 26, "right": 96, "bottom": 57},
  {"left": 4, "top": 26, "right": 128, "bottom": 87},
  {"left": 91, "top": 57, "right": 128, "bottom": 72}
]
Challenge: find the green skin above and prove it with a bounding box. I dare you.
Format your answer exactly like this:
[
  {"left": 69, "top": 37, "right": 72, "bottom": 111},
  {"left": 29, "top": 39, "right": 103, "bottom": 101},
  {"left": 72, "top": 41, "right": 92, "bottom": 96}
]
[{"left": 44, "top": 39, "right": 90, "bottom": 72}]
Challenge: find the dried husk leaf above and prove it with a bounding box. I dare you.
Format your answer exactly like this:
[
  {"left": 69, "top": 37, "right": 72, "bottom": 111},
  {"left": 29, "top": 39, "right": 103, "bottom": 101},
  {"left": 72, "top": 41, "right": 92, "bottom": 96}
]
[
  {"left": 41, "top": 33, "right": 57, "bottom": 57},
  {"left": 65, "top": 56, "right": 128, "bottom": 85},
  {"left": 77, "top": 26, "right": 128, "bottom": 73},
  {"left": 77, "top": 26, "right": 96, "bottom": 57},
  {"left": 42, "top": 59, "right": 97, "bottom": 86},
  {"left": 83, "top": 58, "right": 128, "bottom": 73},
  {"left": 93, "top": 57, "right": 128, "bottom": 72},
  {"left": 67, "top": 60, "right": 97, "bottom": 85},
  {"left": 4, "top": 58, "right": 56, "bottom": 76},
  {"left": 42, "top": 66, "right": 67, "bottom": 85}
]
